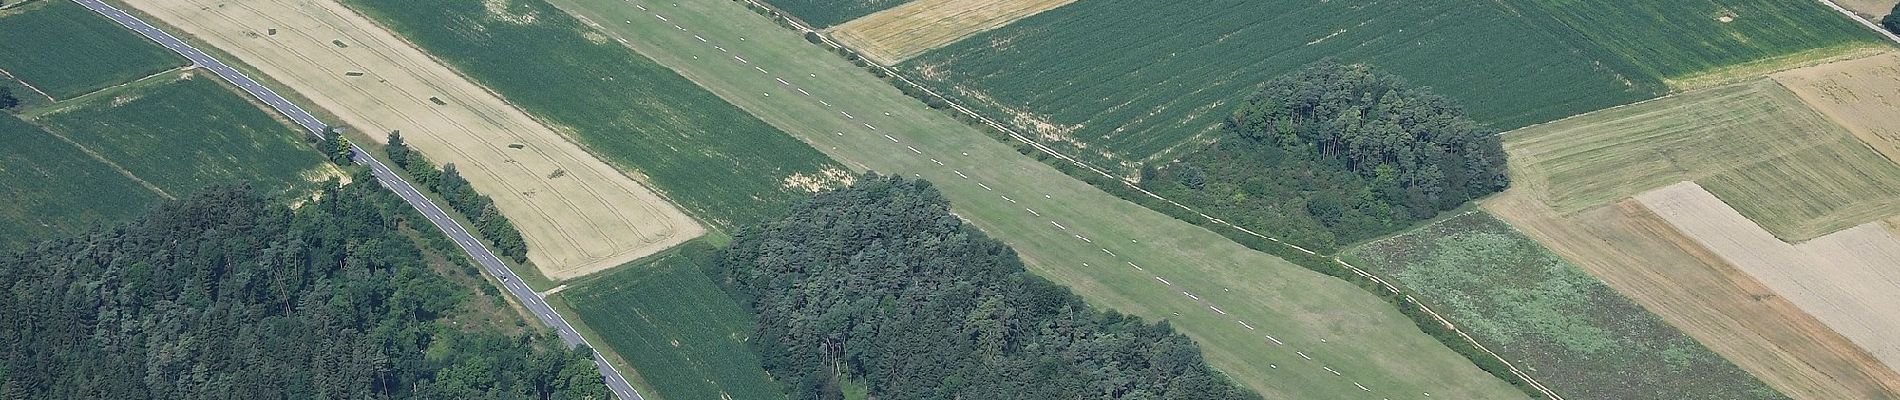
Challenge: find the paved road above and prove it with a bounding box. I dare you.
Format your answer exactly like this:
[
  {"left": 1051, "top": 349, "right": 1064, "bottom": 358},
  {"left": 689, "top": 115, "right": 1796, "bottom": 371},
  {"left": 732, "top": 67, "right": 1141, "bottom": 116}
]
[{"left": 75, "top": 1, "right": 643, "bottom": 398}]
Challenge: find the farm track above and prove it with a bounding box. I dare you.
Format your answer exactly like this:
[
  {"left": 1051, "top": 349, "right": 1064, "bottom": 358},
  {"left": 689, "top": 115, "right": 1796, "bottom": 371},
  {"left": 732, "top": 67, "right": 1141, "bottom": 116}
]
[
  {"left": 557, "top": 0, "right": 1533, "bottom": 397},
  {"left": 71, "top": 1, "right": 644, "bottom": 398}
]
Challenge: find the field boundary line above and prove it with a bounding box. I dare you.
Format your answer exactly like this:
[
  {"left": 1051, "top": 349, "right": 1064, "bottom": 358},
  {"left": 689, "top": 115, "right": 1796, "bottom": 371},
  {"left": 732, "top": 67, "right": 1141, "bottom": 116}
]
[
  {"left": 0, "top": 66, "right": 57, "bottom": 102},
  {"left": 740, "top": 1, "right": 1565, "bottom": 397}
]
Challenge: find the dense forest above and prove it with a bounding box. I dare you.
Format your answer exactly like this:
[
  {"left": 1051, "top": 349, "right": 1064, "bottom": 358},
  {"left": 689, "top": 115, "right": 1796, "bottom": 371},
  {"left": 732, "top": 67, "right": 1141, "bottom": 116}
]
[
  {"left": 0, "top": 177, "right": 606, "bottom": 398},
  {"left": 1142, "top": 61, "right": 1509, "bottom": 251},
  {"left": 712, "top": 174, "right": 1258, "bottom": 400},
  {"left": 385, "top": 132, "right": 530, "bottom": 263}
]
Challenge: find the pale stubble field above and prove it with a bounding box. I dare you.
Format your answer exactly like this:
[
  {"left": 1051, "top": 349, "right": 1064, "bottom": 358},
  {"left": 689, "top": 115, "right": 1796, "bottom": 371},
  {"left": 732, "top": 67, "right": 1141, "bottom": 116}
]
[{"left": 123, "top": 0, "right": 703, "bottom": 281}]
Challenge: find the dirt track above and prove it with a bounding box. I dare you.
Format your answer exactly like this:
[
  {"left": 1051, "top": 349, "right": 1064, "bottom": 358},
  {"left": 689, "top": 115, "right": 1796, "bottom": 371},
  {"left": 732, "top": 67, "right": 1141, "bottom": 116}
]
[{"left": 124, "top": 0, "right": 703, "bottom": 280}]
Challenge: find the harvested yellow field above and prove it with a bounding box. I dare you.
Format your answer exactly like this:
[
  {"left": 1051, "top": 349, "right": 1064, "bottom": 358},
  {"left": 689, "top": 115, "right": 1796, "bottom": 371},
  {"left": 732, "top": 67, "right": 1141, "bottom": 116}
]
[
  {"left": 126, "top": 0, "right": 703, "bottom": 280},
  {"left": 1485, "top": 190, "right": 1900, "bottom": 399},
  {"left": 1835, "top": 0, "right": 1898, "bottom": 19},
  {"left": 1505, "top": 78, "right": 1900, "bottom": 241},
  {"left": 828, "top": 0, "right": 1075, "bottom": 65},
  {"left": 1635, "top": 182, "right": 1900, "bottom": 374},
  {"left": 1775, "top": 52, "right": 1900, "bottom": 163}
]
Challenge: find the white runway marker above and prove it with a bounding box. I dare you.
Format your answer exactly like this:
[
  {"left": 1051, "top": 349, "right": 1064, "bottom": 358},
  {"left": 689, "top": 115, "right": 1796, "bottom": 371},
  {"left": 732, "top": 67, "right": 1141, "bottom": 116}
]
[
  {"left": 841, "top": 111, "right": 854, "bottom": 119},
  {"left": 977, "top": 182, "right": 992, "bottom": 190},
  {"left": 796, "top": 88, "right": 810, "bottom": 96},
  {"left": 1050, "top": 221, "right": 1067, "bottom": 230},
  {"left": 654, "top": 14, "right": 668, "bottom": 21},
  {"left": 1078, "top": 235, "right": 1093, "bottom": 243},
  {"left": 775, "top": 77, "right": 789, "bottom": 85},
  {"left": 1354, "top": 383, "right": 1370, "bottom": 392},
  {"left": 834, "top": 132, "right": 844, "bottom": 136},
  {"left": 674, "top": 25, "right": 685, "bottom": 31},
  {"left": 734, "top": 55, "right": 748, "bottom": 63},
  {"left": 1000, "top": 195, "right": 1015, "bottom": 203},
  {"left": 907, "top": 146, "right": 922, "bottom": 154},
  {"left": 1238, "top": 320, "right": 1254, "bottom": 330},
  {"left": 931, "top": 158, "right": 944, "bottom": 166},
  {"left": 1128, "top": 262, "right": 1143, "bottom": 271},
  {"left": 715, "top": 46, "right": 727, "bottom": 52},
  {"left": 954, "top": 170, "right": 969, "bottom": 179},
  {"left": 1296, "top": 351, "right": 1311, "bottom": 360},
  {"left": 1102, "top": 248, "right": 1115, "bottom": 256},
  {"left": 819, "top": 100, "right": 831, "bottom": 107},
  {"left": 694, "top": 34, "right": 706, "bottom": 42},
  {"left": 864, "top": 123, "right": 878, "bottom": 130},
  {"left": 1155, "top": 276, "right": 1172, "bottom": 285},
  {"left": 883, "top": 134, "right": 898, "bottom": 142},
  {"left": 1323, "top": 366, "right": 1341, "bottom": 376},
  {"left": 1209, "top": 306, "right": 1227, "bottom": 315},
  {"left": 1026, "top": 208, "right": 1039, "bottom": 216},
  {"left": 1266, "top": 335, "right": 1284, "bottom": 345},
  {"left": 636, "top": 4, "right": 648, "bottom": 10},
  {"left": 755, "top": 66, "right": 768, "bottom": 73}
]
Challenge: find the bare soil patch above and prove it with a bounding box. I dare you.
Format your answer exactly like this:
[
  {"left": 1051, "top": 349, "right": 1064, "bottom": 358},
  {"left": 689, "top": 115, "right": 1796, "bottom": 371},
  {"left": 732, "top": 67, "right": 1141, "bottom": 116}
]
[
  {"left": 1485, "top": 189, "right": 1900, "bottom": 399},
  {"left": 828, "top": 0, "right": 1076, "bottom": 65},
  {"left": 1635, "top": 181, "right": 1900, "bottom": 376},
  {"left": 125, "top": 0, "right": 703, "bottom": 280}
]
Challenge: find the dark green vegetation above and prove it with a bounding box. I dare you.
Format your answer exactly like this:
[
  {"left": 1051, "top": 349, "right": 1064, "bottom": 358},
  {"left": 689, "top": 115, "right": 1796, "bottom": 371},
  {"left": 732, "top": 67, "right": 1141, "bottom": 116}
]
[
  {"left": 0, "top": 0, "right": 187, "bottom": 99},
  {"left": 0, "top": 113, "right": 161, "bottom": 248},
  {"left": 38, "top": 75, "right": 331, "bottom": 197},
  {"left": 0, "top": 181, "right": 609, "bottom": 398},
  {"left": 562, "top": 241, "right": 785, "bottom": 400},
  {"left": 1885, "top": 3, "right": 1900, "bottom": 34},
  {"left": 1348, "top": 212, "right": 1784, "bottom": 400},
  {"left": 345, "top": 0, "right": 842, "bottom": 229},
  {"left": 1142, "top": 62, "right": 1507, "bottom": 251},
  {"left": 385, "top": 132, "right": 530, "bottom": 263},
  {"left": 713, "top": 175, "right": 1257, "bottom": 400},
  {"left": 0, "top": 86, "right": 18, "bottom": 110},
  {"left": 900, "top": 0, "right": 1875, "bottom": 172},
  {"left": 764, "top": 0, "right": 910, "bottom": 27}
]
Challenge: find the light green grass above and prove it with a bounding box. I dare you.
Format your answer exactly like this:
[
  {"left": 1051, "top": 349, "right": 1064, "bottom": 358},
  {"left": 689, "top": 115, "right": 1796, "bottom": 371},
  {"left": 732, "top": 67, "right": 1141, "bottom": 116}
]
[
  {"left": 530, "top": 0, "right": 1526, "bottom": 397},
  {"left": 559, "top": 241, "right": 784, "bottom": 400},
  {"left": 1348, "top": 212, "right": 1784, "bottom": 399},
  {"left": 0, "top": 112, "right": 162, "bottom": 249},
  {"left": 37, "top": 74, "right": 333, "bottom": 197},
  {"left": 1505, "top": 78, "right": 1900, "bottom": 241},
  {"left": 0, "top": 0, "right": 188, "bottom": 99}
]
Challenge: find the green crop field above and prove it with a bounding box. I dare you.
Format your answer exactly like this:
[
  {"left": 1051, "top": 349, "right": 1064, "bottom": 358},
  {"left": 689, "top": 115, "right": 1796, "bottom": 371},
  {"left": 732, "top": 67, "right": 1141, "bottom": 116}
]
[
  {"left": 1505, "top": 78, "right": 1900, "bottom": 241},
  {"left": 37, "top": 74, "right": 333, "bottom": 197},
  {"left": 344, "top": 0, "right": 844, "bottom": 229},
  {"left": 1347, "top": 212, "right": 1784, "bottom": 400},
  {"left": 0, "top": 113, "right": 162, "bottom": 249},
  {"left": 0, "top": 0, "right": 187, "bottom": 99},
  {"left": 764, "top": 0, "right": 912, "bottom": 28},
  {"left": 896, "top": 0, "right": 1880, "bottom": 174},
  {"left": 506, "top": 0, "right": 1527, "bottom": 397},
  {"left": 561, "top": 242, "right": 784, "bottom": 400},
  {"left": 1524, "top": 0, "right": 1878, "bottom": 84}
]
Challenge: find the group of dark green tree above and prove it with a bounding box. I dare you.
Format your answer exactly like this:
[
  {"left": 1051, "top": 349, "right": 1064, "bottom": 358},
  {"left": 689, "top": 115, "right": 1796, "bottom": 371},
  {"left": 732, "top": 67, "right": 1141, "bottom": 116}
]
[
  {"left": 1885, "top": 5, "right": 1900, "bottom": 35},
  {"left": 1141, "top": 61, "right": 1509, "bottom": 251},
  {"left": 0, "top": 176, "right": 607, "bottom": 398},
  {"left": 0, "top": 86, "right": 20, "bottom": 110},
  {"left": 384, "top": 131, "right": 531, "bottom": 263},
  {"left": 710, "top": 174, "right": 1258, "bottom": 400}
]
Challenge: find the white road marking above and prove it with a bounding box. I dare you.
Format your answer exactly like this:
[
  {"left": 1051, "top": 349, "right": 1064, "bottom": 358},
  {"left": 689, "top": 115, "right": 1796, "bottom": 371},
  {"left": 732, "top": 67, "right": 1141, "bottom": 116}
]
[
  {"left": 864, "top": 123, "right": 878, "bottom": 130},
  {"left": 1025, "top": 208, "right": 1039, "bottom": 216},
  {"left": 1355, "top": 383, "right": 1370, "bottom": 392},
  {"left": 1297, "top": 351, "right": 1312, "bottom": 360},
  {"left": 1156, "top": 276, "right": 1172, "bottom": 285},
  {"left": 1102, "top": 248, "right": 1115, "bottom": 256},
  {"left": 654, "top": 14, "right": 668, "bottom": 22},
  {"left": 693, "top": 34, "right": 706, "bottom": 42},
  {"left": 1209, "top": 306, "right": 1227, "bottom": 315},
  {"left": 954, "top": 170, "right": 969, "bottom": 179},
  {"left": 715, "top": 45, "right": 727, "bottom": 52},
  {"left": 976, "top": 182, "right": 992, "bottom": 190},
  {"left": 883, "top": 134, "right": 899, "bottom": 142},
  {"left": 755, "top": 66, "right": 768, "bottom": 73},
  {"left": 930, "top": 158, "right": 944, "bottom": 165},
  {"left": 1050, "top": 221, "right": 1067, "bottom": 230},
  {"left": 674, "top": 25, "right": 686, "bottom": 31},
  {"left": 775, "top": 78, "right": 789, "bottom": 85},
  {"left": 1128, "top": 262, "right": 1143, "bottom": 271},
  {"left": 1077, "top": 235, "right": 1092, "bottom": 243},
  {"left": 1323, "top": 366, "right": 1341, "bottom": 376},
  {"left": 1000, "top": 195, "right": 1015, "bottom": 203},
  {"left": 1185, "top": 292, "right": 1200, "bottom": 300},
  {"left": 1266, "top": 335, "right": 1284, "bottom": 345},
  {"left": 734, "top": 55, "right": 748, "bottom": 63},
  {"left": 636, "top": 4, "right": 647, "bottom": 10},
  {"left": 819, "top": 100, "right": 831, "bottom": 107},
  {"left": 907, "top": 146, "right": 922, "bottom": 154},
  {"left": 1238, "top": 320, "right": 1254, "bottom": 330},
  {"left": 841, "top": 111, "right": 854, "bottom": 119},
  {"left": 796, "top": 88, "right": 811, "bottom": 96}
]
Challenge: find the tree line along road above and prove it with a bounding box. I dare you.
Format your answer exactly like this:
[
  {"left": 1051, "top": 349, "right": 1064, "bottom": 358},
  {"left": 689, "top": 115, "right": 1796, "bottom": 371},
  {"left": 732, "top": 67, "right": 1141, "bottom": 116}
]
[{"left": 71, "top": 0, "right": 643, "bottom": 399}]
